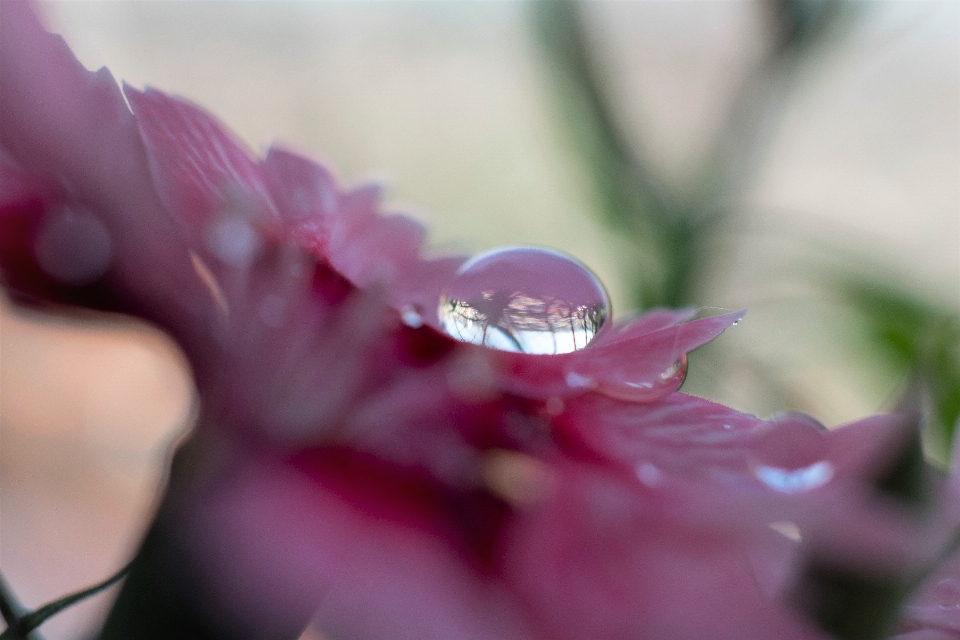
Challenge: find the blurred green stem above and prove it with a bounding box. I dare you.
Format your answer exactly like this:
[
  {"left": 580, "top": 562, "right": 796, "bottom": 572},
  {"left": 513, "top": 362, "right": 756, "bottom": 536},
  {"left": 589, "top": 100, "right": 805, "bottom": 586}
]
[
  {"left": 0, "top": 571, "right": 44, "bottom": 640},
  {"left": 533, "top": 0, "right": 853, "bottom": 309}
]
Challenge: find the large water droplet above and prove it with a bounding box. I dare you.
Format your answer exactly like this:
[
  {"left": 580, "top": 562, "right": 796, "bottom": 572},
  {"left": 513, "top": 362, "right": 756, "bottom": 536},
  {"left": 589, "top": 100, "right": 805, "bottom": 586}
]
[{"left": 438, "top": 247, "right": 609, "bottom": 355}]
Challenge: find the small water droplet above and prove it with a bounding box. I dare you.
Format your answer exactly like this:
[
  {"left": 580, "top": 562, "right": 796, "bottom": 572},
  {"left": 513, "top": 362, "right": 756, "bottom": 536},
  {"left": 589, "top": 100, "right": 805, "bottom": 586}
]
[
  {"left": 565, "top": 371, "right": 596, "bottom": 389},
  {"left": 206, "top": 217, "right": 261, "bottom": 267},
  {"left": 34, "top": 207, "right": 112, "bottom": 285},
  {"left": 438, "top": 247, "right": 609, "bottom": 355},
  {"left": 401, "top": 304, "right": 424, "bottom": 328},
  {"left": 755, "top": 461, "right": 833, "bottom": 494},
  {"left": 933, "top": 579, "right": 960, "bottom": 609},
  {"left": 545, "top": 396, "right": 565, "bottom": 416},
  {"left": 660, "top": 359, "right": 684, "bottom": 380},
  {"left": 596, "top": 355, "right": 687, "bottom": 403},
  {"left": 635, "top": 462, "right": 663, "bottom": 487},
  {"left": 723, "top": 424, "right": 733, "bottom": 430}
]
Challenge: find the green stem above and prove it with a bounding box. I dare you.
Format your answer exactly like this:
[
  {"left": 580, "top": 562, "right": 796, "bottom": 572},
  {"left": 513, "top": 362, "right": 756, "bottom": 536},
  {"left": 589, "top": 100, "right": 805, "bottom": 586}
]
[
  {"left": 1, "top": 563, "right": 132, "bottom": 640},
  {"left": 0, "top": 571, "right": 36, "bottom": 640}
]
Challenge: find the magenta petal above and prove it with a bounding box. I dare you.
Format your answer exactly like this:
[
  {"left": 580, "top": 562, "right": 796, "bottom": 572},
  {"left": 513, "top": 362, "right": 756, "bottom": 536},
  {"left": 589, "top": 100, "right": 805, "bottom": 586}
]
[
  {"left": 0, "top": 0, "right": 131, "bottom": 184},
  {"left": 332, "top": 212, "right": 427, "bottom": 289},
  {"left": 330, "top": 183, "right": 382, "bottom": 243},
  {"left": 391, "top": 255, "right": 466, "bottom": 328},
  {"left": 559, "top": 392, "right": 767, "bottom": 480},
  {"left": 124, "top": 86, "right": 278, "bottom": 229},
  {"left": 182, "top": 457, "right": 532, "bottom": 640},
  {"left": 571, "top": 310, "right": 745, "bottom": 402},
  {"left": 502, "top": 463, "right": 822, "bottom": 640},
  {"left": 262, "top": 146, "right": 340, "bottom": 222},
  {"left": 322, "top": 182, "right": 402, "bottom": 283},
  {"left": 824, "top": 412, "right": 917, "bottom": 479},
  {"left": 495, "top": 351, "right": 576, "bottom": 399},
  {"left": 0, "top": 0, "right": 217, "bottom": 338}
]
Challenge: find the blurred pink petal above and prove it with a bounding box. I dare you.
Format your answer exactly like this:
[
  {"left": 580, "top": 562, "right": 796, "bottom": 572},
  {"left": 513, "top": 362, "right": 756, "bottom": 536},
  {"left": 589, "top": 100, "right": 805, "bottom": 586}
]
[{"left": 1, "top": 3, "right": 957, "bottom": 640}]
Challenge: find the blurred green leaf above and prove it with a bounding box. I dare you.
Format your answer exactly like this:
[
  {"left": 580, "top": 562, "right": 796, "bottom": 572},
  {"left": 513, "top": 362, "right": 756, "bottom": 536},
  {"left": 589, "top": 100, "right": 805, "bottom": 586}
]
[
  {"left": 533, "top": 0, "right": 859, "bottom": 312},
  {"left": 794, "top": 563, "right": 904, "bottom": 640},
  {"left": 766, "top": 0, "right": 847, "bottom": 55},
  {"left": 839, "top": 277, "right": 960, "bottom": 459},
  {"left": 531, "top": 0, "right": 696, "bottom": 309}
]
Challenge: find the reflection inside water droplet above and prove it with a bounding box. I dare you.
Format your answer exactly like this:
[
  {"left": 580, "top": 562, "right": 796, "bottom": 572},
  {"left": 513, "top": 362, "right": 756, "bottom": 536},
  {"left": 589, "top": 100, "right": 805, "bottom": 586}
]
[
  {"left": 755, "top": 461, "right": 833, "bottom": 494},
  {"left": 438, "top": 247, "right": 609, "bottom": 355}
]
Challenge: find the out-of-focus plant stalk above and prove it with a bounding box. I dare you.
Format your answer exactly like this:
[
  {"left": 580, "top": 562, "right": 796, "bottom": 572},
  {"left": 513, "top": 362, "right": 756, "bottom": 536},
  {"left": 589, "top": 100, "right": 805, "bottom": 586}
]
[
  {"left": 0, "top": 571, "right": 43, "bottom": 640},
  {"left": 533, "top": 0, "right": 852, "bottom": 309}
]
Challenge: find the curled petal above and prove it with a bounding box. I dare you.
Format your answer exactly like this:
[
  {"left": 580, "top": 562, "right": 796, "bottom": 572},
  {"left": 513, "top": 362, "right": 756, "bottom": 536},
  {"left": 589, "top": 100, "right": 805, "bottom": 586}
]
[
  {"left": 263, "top": 146, "right": 340, "bottom": 225},
  {"left": 571, "top": 310, "right": 745, "bottom": 403},
  {"left": 124, "top": 86, "right": 278, "bottom": 229}
]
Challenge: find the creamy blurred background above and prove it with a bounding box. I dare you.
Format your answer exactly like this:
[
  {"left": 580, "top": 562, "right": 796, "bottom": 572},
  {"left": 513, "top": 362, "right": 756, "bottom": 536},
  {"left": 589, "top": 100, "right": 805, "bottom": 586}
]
[{"left": 1, "top": 2, "right": 957, "bottom": 638}]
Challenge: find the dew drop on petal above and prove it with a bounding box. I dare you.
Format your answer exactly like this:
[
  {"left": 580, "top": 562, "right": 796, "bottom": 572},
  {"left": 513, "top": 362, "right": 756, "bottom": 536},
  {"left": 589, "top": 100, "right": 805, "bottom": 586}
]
[
  {"left": 400, "top": 304, "right": 424, "bottom": 328},
  {"left": 545, "top": 396, "right": 565, "bottom": 416},
  {"left": 438, "top": 246, "right": 609, "bottom": 355},
  {"left": 34, "top": 207, "right": 112, "bottom": 286},
  {"left": 206, "top": 217, "right": 262, "bottom": 268},
  {"left": 755, "top": 461, "right": 834, "bottom": 494},
  {"left": 596, "top": 355, "right": 688, "bottom": 403},
  {"left": 635, "top": 461, "right": 663, "bottom": 487}
]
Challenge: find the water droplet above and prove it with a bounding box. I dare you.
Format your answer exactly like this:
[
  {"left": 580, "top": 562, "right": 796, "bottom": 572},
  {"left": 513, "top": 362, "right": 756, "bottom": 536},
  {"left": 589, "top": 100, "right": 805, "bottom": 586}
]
[
  {"left": 933, "top": 579, "right": 960, "bottom": 609},
  {"left": 438, "top": 247, "right": 608, "bottom": 355},
  {"left": 34, "top": 207, "right": 112, "bottom": 285},
  {"left": 565, "top": 371, "right": 596, "bottom": 389},
  {"left": 545, "top": 396, "right": 565, "bottom": 416},
  {"left": 596, "top": 355, "right": 687, "bottom": 403},
  {"left": 206, "top": 217, "right": 261, "bottom": 268},
  {"left": 755, "top": 461, "right": 833, "bottom": 494},
  {"left": 401, "top": 304, "right": 424, "bottom": 328},
  {"left": 635, "top": 462, "right": 663, "bottom": 487}
]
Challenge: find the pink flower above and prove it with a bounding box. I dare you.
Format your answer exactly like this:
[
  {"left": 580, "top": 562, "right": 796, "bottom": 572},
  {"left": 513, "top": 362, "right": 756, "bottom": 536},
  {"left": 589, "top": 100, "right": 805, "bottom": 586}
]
[{"left": 0, "top": 2, "right": 954, "bottom": 639}]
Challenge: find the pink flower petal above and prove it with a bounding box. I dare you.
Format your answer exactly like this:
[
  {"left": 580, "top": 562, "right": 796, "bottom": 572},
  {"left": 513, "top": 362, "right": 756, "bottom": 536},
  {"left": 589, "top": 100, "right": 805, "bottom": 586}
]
[
  {"left": 0, "top": 0, "right": 221, "bottom": 341},
  {"left": 181, "top": 455, "right": 532, "bottom": 640},
  {"left": 262, "top": 146, "right": 340, "bottom": 223},
  {"left": 502, "top": 462, "right": 825, "bottom": 640},
  {"left": 124, "top": 86, "right": 278, "bottom": 230}
]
